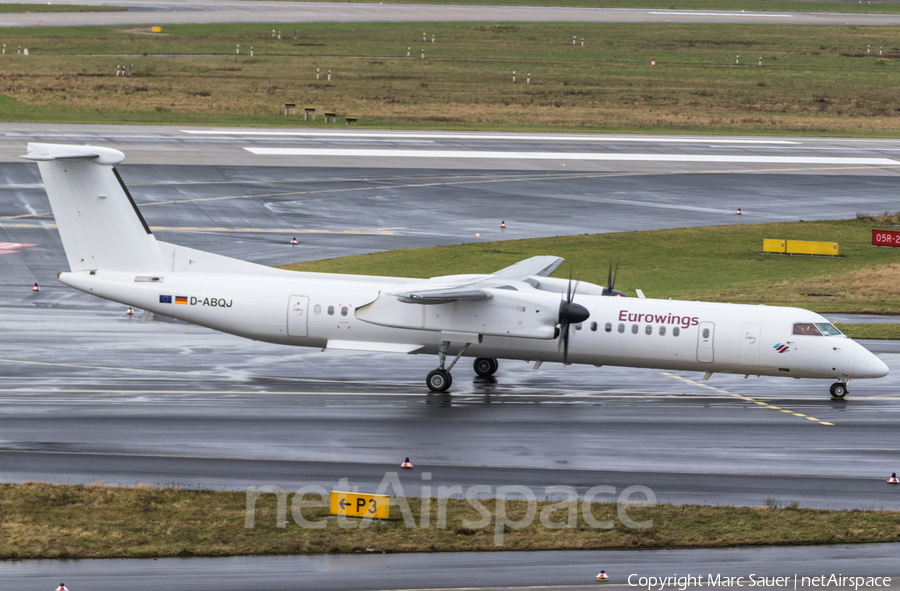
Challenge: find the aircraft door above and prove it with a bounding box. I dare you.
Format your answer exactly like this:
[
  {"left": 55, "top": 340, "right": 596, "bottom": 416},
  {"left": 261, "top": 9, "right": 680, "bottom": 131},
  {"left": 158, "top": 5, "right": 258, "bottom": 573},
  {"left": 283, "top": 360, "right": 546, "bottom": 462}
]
[
  {"left": 287, "top": 295, "right": 309, "bottom": 337},
  {"left": 741, "top": 323, "right": 761, "bottom": 364},
  {"left": 697, "top": 321, "right": 715, "bottom": 363}
]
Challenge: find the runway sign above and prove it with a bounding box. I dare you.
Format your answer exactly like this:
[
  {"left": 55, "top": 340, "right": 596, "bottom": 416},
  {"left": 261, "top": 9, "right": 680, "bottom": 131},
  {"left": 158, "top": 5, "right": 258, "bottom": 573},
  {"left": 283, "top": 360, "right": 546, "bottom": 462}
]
[
  {"left": 873, "top": 229, "right": 900, "bottom": 248},
  {"left": 330, "top": 491, "right": 390, "bottom": 519}
]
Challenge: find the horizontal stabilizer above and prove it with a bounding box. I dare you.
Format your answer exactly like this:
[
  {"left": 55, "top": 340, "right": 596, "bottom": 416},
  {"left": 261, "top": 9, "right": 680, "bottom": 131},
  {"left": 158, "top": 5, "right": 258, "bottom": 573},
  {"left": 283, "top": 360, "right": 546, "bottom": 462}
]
[{"left": 22, "top": 143, "right": 125, "bottom": 165}]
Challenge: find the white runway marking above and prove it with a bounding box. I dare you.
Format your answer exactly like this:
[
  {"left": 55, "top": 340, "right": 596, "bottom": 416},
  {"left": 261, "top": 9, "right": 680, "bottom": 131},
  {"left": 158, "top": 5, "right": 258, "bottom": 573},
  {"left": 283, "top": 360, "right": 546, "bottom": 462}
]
[
  {"left": 245, "top": 147, "right": 898, "bottom": 166},
  {"left": 184, "top": 130, "right": 798, "bottom": 144}
]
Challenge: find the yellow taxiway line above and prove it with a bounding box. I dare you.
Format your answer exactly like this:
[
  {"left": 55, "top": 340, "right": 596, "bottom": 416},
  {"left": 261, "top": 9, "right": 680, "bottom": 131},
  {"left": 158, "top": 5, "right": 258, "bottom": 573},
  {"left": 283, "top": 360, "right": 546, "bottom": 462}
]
[{"left": 661, "top": 372, "right": 836, "bottom": 426}]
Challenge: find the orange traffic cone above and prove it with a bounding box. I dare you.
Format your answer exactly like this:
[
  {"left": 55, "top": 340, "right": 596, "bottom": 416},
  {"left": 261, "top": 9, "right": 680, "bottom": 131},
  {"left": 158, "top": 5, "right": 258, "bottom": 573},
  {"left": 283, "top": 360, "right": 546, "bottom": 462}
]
[
  {"left": 889, "top": 472, "right": 899, "bottom": 484},
  {"left": 290, "top": 237, "right": 298, "bottom": 245},
  {"left": 31, "top": 282, "right": 40, "bottom": 292},
  {"left": 499, "top": 221, "right": 506, "bottom": 229},
  {"left": 401, "top": 457, "right": 413, "bottom": 469},
  {"left": 651, "top": 58, "right": 655, "bottom": 66},
  {"left": 126, "top": 308, "right": 134, "bottom": 316},
  {"left": 736, "top": 208, "right": 743, "bottom": 215},
  {"left": 597, "top": 570, "right": 609, "bottom": 582}
]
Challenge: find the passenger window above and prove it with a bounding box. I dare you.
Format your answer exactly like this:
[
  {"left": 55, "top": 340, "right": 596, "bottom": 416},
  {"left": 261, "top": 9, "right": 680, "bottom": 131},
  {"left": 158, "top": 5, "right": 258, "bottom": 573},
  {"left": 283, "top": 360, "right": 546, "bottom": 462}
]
[
  {"left": 673, "top": 327, "right": 680, "bottom": 337},
  {"left": 341, "top": 306, "right": 348, "bottom": 317},
  {"left": 793, "top": 323, "right": 821, "bottom": 336},
  {"left": 591, "top": 322, "right": 598, "bottom": 331},
  {"left": 314, "top": 304, "right": 321, "bottom": 315},
  {"left": 645, "top": 325, "right": 652, "bottom": 335},
  {"left": 631, "top": 324, "right": 639, "bottom": 334},
  {"left": 618, "top": 323, "right": 625, "bottom": 333},
  {"left": 327, "top": 305, "right": 334, "bottom": 316},
  {"left": 659, "top": 326, "right": 666, "bottom": 336},
  {"left": 702, "top": 328, "right": 710, "bottom": 338},
  {"left": 575, "top": 323, "right": 582, "bottom": 331},
  {"left": 604, "top": 322, "right": 611, "bottom": 333}
]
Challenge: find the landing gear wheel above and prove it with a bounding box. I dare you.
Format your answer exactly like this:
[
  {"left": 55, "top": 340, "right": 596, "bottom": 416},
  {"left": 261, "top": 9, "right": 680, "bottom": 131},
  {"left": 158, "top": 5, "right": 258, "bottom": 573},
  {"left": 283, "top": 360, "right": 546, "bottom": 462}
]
[
  {"left": 474, "top": 357, "right": 499, "bottom": 377},
  {"left": 830, "top": 383, "right": 847, "bottom": 399},
  {"left": 427, "top": 369, "right": 452, "bottom": 393}
]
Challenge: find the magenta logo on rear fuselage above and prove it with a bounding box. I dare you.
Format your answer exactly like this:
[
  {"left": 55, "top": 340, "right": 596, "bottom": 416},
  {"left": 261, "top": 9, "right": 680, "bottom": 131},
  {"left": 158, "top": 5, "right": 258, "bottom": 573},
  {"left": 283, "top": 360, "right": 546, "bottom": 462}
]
[{"left": 618, "top": 310, "right": 699, "bottom": 329}]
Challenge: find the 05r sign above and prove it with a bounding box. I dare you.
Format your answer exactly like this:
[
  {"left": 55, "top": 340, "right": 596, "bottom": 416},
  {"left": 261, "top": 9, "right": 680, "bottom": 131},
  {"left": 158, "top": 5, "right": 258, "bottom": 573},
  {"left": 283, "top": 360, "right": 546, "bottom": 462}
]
[
  {"left": 873, "top": 229, "right": 900, "bottom": 247},
  {"left": 330, "top": 491, "right": 390, "bottom": 519}
]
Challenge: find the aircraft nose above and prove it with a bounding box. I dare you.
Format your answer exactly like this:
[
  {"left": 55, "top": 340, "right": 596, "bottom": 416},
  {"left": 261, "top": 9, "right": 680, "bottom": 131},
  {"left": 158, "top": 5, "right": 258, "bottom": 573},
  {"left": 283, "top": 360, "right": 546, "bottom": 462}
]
[
  {"left": 870, "top": 354, "right": 890, "bottom": 378},
  {"left": 852, "top": 343, "right": 889, "bottom": 378}
]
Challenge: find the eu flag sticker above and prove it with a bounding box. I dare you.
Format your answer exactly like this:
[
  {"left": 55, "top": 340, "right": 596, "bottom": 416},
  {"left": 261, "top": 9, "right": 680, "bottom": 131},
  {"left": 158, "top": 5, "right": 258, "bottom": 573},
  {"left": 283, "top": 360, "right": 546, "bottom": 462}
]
[{"left": 159, "top": 295, "right": 172, "bottom": 304}]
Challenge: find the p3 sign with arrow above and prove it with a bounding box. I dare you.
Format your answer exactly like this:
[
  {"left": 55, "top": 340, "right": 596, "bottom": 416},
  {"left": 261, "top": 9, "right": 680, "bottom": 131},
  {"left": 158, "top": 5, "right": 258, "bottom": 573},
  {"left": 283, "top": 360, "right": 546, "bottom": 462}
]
[{"left": 330, "top": 491, "right": 390, "bottom": 519}]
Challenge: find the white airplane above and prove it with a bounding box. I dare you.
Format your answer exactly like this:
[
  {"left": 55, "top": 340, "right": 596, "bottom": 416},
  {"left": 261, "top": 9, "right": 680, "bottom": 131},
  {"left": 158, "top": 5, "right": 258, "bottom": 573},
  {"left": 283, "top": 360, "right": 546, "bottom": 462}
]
[{"left": 24, "top": 143, "right": 888, "bottom": 399}]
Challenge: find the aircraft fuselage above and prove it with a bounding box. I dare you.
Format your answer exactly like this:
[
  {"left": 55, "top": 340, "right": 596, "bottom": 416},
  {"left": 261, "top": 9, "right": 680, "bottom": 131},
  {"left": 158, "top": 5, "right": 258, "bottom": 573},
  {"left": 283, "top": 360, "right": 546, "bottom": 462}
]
[{"left": 59, "top": 266, "right": 886, "bottom": 382}]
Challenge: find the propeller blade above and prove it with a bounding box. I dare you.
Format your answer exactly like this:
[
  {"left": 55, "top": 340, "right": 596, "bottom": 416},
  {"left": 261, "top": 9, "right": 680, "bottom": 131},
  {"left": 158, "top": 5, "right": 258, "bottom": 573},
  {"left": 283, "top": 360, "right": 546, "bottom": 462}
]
[
  {"left": 559, "top": 266, "right": 589, "bottom": 364},
  {"left": 571, "top": 272, "right": 580, "bottom": 304},
  {"left": 604, "top": 257, "right": 622, "bottom": 296},
  {"left": 610, "top": 258, "right": 619, "bottom": 292},
  {"left": 607, "top": 257, "right": 614, "bottom": 295}
]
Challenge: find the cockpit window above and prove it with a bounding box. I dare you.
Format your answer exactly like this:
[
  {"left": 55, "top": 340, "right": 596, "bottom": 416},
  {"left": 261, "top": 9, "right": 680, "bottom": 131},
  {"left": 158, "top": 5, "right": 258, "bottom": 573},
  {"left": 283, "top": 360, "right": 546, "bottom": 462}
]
[
  {"left": 816, "top": 322, "right": 843, "bottom": 336},
  {"left": 793, "top": 322, "right": 844, "bottom": 336},
  {"left": 793, "top": 323, "right": 821, "bottom": 336}
]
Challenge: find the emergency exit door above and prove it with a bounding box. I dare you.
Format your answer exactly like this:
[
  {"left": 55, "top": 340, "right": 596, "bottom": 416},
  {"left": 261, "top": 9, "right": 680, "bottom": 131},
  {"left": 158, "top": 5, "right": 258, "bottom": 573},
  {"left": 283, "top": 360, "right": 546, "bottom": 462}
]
[
  {"left": 697, "top": 321, "right": 715, "bottom": 363},
  {"left": 287, "top": 295, "right": 309, "bottom": 337}
]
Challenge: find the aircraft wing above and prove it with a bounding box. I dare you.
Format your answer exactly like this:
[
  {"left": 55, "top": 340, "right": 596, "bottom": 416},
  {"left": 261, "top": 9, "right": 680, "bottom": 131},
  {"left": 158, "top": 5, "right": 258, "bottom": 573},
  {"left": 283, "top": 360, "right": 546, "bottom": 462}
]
[
  {"left": 387, "top": 256, "right": 564, "bottom": 304},
  {"left": 490, "top": 255, "right": 563, "bottom": 279}
]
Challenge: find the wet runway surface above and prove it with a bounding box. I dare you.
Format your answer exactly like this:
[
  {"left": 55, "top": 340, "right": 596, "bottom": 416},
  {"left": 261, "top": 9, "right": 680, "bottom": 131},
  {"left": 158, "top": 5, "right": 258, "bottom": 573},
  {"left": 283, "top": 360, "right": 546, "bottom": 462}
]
[
  {"left": 5, "top": 0, "right": 900, "bottom": 27},
  {"left": 1, "top": 303, "right": 899, "bottom": 510},
  {"left": 1, "top": 124, "right": 899, "bottom": 589},
  {"left": 3, "top": 125, "right": 900, "bottom": 284}
]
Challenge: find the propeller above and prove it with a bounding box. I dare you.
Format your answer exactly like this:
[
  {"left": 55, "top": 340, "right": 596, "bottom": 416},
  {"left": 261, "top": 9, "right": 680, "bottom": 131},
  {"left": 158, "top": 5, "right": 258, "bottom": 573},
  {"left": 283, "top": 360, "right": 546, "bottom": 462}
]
[
  {"left": 603, "top": 257, "right": 627, "bottom": 297},
  {"left": 558, "top": 266, "right": 590, "bottom": 364}
]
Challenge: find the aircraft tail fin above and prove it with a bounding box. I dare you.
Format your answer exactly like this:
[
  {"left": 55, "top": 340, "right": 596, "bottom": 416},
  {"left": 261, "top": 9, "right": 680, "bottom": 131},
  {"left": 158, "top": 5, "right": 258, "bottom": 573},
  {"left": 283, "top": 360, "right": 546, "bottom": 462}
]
[{"left": 24, "top": 143, "right": 167, "bottom": 274}]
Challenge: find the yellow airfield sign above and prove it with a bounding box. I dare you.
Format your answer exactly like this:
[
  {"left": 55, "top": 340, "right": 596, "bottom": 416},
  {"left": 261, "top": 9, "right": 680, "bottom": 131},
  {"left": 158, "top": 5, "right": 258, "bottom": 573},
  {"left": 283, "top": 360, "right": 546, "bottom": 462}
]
[{"left": 330, "top": 491, "right": 390, "bottom": 519}]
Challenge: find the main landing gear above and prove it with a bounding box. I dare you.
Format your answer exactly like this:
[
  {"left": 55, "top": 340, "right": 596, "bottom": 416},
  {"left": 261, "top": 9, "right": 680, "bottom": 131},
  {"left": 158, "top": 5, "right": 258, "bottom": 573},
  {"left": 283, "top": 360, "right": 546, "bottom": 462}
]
[
  {"left": 426, "top": 340, "right": 471, "bottom": 393},
  {"left": 473, "top": 357, "right": 499, "bottom": 377},
  {"left": 830, "top": 382, "right": 848, "bottom": 399}
]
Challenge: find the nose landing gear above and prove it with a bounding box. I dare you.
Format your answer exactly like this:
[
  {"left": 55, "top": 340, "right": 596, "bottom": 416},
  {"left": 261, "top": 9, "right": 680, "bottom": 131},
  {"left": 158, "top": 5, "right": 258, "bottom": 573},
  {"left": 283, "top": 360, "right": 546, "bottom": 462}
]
[
  {"left": 426, "top": 340, "right": 471, "bottom": 393},
  {"left": 830, "top": 382, "right": 848, "bottom": 399},
  {"left": 427, "top": 369, "right": 452, "bottom": 392}
]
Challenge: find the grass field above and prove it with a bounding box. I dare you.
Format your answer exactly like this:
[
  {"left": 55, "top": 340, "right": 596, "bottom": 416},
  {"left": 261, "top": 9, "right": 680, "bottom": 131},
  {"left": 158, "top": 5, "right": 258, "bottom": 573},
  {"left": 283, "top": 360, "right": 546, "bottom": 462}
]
[
  {"left": 1, "top": 482, "right": 897, "bottom": 559},
  {"left": 282, "top": 216, "right": 900, "bottom": 315},
  {"left": 834, "top": 323, "right": 900, "bottom": 339},
  {"left": 0, "top": 3, "right": 126, "bottom": 12},
  {"left": 3, "top": 22, "right": 900, "bottom": 134}
]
